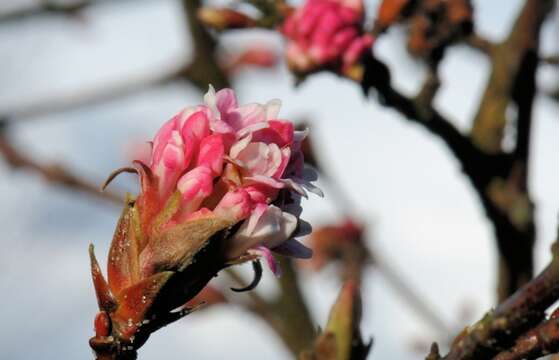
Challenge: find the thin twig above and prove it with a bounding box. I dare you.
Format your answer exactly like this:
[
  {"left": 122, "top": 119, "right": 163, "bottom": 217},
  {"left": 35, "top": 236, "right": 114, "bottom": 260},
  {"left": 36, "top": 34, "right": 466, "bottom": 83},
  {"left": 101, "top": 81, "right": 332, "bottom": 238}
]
[
  {"left": 0, "top": 0, "right": 140, "bottom": 24},
  {"left": 1, "top": 62, "right": 186, "bottom": 123},
  {"left": 541, "top": 54, "right": 559, "bottom": 65},
  {"left": 0, "top": 128, "right": 122, "bottom": 204},
  {"left": 464, "top": 34, "right": 496, "bottom": 55}
]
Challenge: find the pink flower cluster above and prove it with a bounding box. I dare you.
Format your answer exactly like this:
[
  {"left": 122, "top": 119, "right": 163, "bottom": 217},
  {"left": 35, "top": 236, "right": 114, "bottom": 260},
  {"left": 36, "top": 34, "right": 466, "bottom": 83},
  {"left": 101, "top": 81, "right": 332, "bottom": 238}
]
[
  {"left": 281, "top": 0, "right": 374, "bottom": 74},
  {"left": 136, "top": 86, "right": 322, "bottom": 275}
]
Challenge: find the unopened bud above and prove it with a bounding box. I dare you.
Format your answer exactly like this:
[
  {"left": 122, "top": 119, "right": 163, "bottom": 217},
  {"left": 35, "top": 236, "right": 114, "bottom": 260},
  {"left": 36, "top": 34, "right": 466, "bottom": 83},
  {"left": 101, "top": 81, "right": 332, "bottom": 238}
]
[{"left": 197, "top": 8, "right": 256, "bottom": 31}]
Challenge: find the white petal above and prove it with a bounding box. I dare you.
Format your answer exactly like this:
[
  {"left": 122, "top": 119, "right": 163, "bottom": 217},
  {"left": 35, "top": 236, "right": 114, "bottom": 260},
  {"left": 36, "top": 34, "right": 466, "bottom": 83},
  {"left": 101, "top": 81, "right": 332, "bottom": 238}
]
[
  {"left": 229, "top": 133, "right": 253, "bottom": 158},
  {"left": 281, "top": 178, "right": 308, "bottom": 198},
  {"left": 236, "top": 103, "right": 265, "bottom": 127},
  {"left": 265, "top": 99, "right": 282, "bottom": 120},
  {"left": 203, "top": 84, "right": 220, "bottom": 119},
  {"left": 266, "top": 143, "right": 283, "bottom": 177},
  {"left": 230, "top": 206, "right": 298, "bottom": 256},
  {"left": 236, "top": 122, "right": 269, "bottom": 138}
]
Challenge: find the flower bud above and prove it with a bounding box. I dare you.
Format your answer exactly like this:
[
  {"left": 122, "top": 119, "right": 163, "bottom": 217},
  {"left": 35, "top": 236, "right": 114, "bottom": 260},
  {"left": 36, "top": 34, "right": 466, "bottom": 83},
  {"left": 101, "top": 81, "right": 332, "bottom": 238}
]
[
  {"left": 91, "top": 86, "right": 322, "bottom": 357},
  {"left": 281, "top": 0, "right": 373, "bottom": 76},
  {"left": 197, "top": 8, "right": 257, "bottom": 31}
]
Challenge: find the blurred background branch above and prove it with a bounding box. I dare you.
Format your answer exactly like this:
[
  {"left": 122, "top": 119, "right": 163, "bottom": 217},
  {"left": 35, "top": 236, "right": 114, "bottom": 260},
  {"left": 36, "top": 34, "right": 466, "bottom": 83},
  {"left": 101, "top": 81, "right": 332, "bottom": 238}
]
[{"left": 0, "top": 123, "right": 122, "bottom": 203}]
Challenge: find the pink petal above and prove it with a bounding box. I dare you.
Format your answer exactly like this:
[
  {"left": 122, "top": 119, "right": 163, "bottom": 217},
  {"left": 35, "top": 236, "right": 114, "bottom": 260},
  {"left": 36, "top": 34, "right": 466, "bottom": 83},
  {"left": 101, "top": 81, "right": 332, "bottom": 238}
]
[
  {"left": 214, "top": 189, "right": 253, "bottom": 222},
  {"left": 234, "top": 103, "right": 266, "bottom": 129},
  {"left": 244, "top": 184, "right": 277, "bottom": 204},
  {"left": 182, "top": 110, "right": 210, "bottom": 142},
  {"left": 236, "top": 122, "right": 269, "bottom": 139},
  {"left": 343, "top": 35, "right": 373, "bottom": 68},
  {"left": 181, "top": 110, "right": 210, "bottom": 166},
  {"left": 299, "top": 1, "right": 331, "bottom": 37},
  {"left": 197, "top": 134, "right": 225, "bottom": 176},
  {"left": 177, "top": 166, "right": 214, "bottom": 215},
  {"left": 151, "top": 117, "right": 178, "bottom": 166},
  {"left": 215, "top": 88, "right": 238, "bottom": 114},
  {"left": 269, "top": 120, "right": 294, "bottom": 145},
  {"left": 251, "top": 120, "right": 294, "bottom": 147},
  {"left": 248, "top": 246, "right": 281, "bottom": 276},
  {"left": 332, "top": 27, "right": 358, "bottom": 50},
  {"left": 153, "top": 132, "right": 187, "bottom": 198},
  {"left": 272, "top": 147, "right": 291, "bottom": 179},
  {"left": 311, "top": 9, "right": 344, "bottom": 53}
]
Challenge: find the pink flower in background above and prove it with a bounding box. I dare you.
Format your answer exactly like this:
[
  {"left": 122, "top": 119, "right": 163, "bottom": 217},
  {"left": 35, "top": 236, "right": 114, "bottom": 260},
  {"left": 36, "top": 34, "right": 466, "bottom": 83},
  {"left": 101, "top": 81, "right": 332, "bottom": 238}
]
[
  {"left": 130, "top": 86, "right": 322, "bottom": 276},
  {"left": 281, "top": 0, "right": 374, "bottom": 74}
]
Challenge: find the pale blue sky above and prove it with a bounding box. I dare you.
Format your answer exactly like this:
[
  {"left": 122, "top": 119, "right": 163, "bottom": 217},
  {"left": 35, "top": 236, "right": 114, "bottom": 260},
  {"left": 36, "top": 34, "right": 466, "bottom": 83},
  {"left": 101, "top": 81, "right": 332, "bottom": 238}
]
[{"left": 0, "top": 1, "right": 558, "bottom": 359}]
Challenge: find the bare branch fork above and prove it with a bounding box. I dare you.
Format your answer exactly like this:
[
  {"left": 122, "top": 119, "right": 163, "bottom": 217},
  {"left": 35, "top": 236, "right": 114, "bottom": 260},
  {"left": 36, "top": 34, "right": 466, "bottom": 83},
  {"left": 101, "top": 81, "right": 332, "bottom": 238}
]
[{"left": 361, "top": 0, "right": 555, "bottom": 301}]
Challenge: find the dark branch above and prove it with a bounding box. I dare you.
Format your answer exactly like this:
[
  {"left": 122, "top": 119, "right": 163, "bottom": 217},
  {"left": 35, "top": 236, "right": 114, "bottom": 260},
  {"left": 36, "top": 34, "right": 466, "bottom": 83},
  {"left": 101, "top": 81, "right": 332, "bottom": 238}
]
[
  {"left": 441, "top": 241, "right": 559, "bottom": 360},
  {"left": 361, "top": 55, "right": 484, "bottom": 187},
  {"left": 493, "top": 316, "right": 559, "bottom": 360}
]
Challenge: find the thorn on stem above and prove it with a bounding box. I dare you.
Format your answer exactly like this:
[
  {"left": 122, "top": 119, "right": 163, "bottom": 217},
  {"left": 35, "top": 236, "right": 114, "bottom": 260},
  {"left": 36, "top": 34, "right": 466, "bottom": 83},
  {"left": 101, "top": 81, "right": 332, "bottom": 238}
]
[{"left": 230, "top": 260, "right": 263, "bottom": 292}]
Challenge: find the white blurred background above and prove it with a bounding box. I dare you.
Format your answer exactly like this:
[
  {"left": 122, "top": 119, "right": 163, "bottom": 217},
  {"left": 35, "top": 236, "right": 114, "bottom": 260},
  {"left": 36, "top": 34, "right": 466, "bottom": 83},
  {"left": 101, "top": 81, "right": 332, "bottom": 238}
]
[{"left": 0, "top": 0, "right": 558, "bottom": 359}]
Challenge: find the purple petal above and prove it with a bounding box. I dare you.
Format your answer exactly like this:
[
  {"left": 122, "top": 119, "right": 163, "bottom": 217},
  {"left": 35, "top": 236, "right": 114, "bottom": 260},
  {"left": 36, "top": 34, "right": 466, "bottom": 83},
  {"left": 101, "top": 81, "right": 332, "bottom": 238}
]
[{"left": 273, "top": 239, "right": 313, "bottom": 259}]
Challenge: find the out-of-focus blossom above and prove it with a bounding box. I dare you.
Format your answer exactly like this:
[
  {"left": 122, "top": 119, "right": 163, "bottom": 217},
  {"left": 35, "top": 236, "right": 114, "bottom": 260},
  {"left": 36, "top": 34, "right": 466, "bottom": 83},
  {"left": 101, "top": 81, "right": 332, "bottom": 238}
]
[
  {"left": 305, "top": 218, "right": 368, "bottom": 271},
  {"left": 197, "top": 8, "right": 257, "bottom": 31},
  {"left": 280, "top": 0, "right": 374, "bottom": 76},
  {"left": 373, "top": 0, "right": 473, "bottom": 60},
  {"left": 90, "top": 86, "right": 321, "bottom": 357},
  {"left": 224, "top": 46, "right": 279, "bottom": 75},
  {"left": 374, "top": 0, "right": 413, "bottom": 31}
]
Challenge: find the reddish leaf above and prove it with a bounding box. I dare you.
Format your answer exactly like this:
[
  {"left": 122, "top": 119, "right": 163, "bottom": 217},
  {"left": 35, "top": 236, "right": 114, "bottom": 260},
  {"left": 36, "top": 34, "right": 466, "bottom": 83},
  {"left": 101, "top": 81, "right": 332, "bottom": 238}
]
[
  {"left": 107, "top": 201, "right": 140, "bottom": 295},
  {"left": 133, "top": 161, "right": 161, "bottom": 237},
  {"left": 112, "top": 271, "right": 173, "bottom": 341},
  {"left": 89, "top": 244, "right": 117, "bottom": 313}
]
